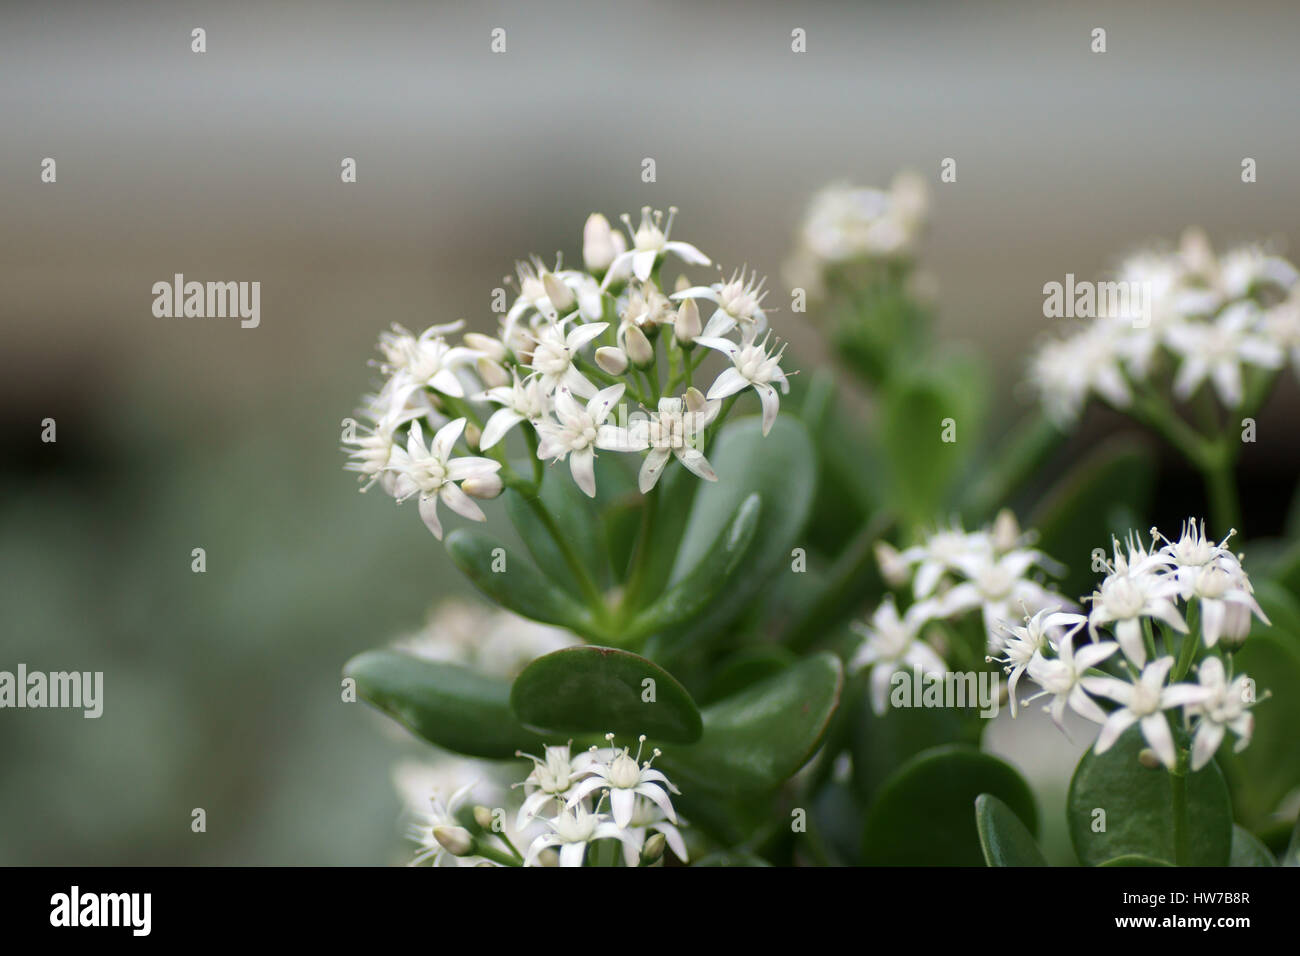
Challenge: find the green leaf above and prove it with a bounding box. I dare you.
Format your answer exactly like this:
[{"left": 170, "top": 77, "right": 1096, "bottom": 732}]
[
  {"left": 700, "top": 644, "right": 798, "bottom": 706},
  {"left": 657, "top": 652, "right": 843, "bottom": 795},
  {"left": 663, "top": 415, "right": 817, "bottom": 642},
  {"left": 860, "top": 745, "right": 1037, "bottom": 866},
  {"left": 1229, "top": 824, "right": 1276, "bottom": 866},
  {"left": 1029, "top": 437, "right": 1156, "bottom": 601},
  {"left": 1097, "top": 854, "right": 1176, "bottom": 867},
  {"left": 343, "top": 650, "right": 542, "bottom": 759},
  {"left": 505, "top": 468, "right": 610, "bottom": 597},
  {"left": 1067, "top": 725, "right": 1233, "bottom": 867},
  {"left": 849, "top": 677, "right": 966, "bottom": 803},
  {"left": 444, "top": 529, "right": 600, "bottom": 639},
  {"left": 692, "top": 851, "right": 771, "bottom": 867},
  {"left": 1219, "top": 633, "right": 1300, "bottom": 829},
  {"left": 624, "top": 494, "right": 761, "bottom": 640},
  {"left": 975, "top": 792, "right": 1048, "bottom": 866},
  {"left": 509, "top": 645, "right": 703, "bottom": 743},
  {"left": 880, "top": 365, "right": 969, "bottom": 526}
]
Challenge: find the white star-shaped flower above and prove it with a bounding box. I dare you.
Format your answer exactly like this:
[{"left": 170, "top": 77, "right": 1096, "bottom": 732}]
[
  {"left": 630, "top": 394, "right": 720, "bottom": 493},
  {"left": 602, "top": 206, "right": 711, "bottom": 288},
  {"left": 523, "top": 804, "right": 638, "bottom": 868},
  {"left": 1165, "top": 302, "right": 1284, "bottom": 408},
  {"left": 527, "top": 321, "right": 609, "bottom": 398},
  {"left": 386, "top": 418, "right": 502, "bottom": 539},
  {"left": 534, "top": 385, "right": 641, "bottom": 497},
  {"left": 1082, "top": 657, "right": 1213, "bottom": 769},
  {"left": 694, "top": 331, "right": 791, "bottom": 435},
  {"left": 478, "top": 373, "right": 551, "bottom": 451},
  {"left": 671, "top": 266, "right": 769, "bottom": 339},
  {"left": 850, "top": 596, "right": 947, "bottom": 715},
  {"left": 992, "top": 607, "right": 1087, "bottom": 717},
  {"left": 567, "top": 735, "right": 681, "bottom": 829},
  {"left": 1186, "top": 657, "right": 1255, "bottom": 771},
  {"left": 1023, "top": 631, "right": 1118, "bottom": 729}
]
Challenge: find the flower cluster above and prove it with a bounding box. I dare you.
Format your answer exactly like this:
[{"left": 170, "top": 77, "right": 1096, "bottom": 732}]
[
  {"left": 852, "top": 511, "right": 1071, "bottom": 714},
  {"left": 784, "top": 171, "right": 929, "bottom": 296},
  {"left": 343, "top": 208, "right": 792, "bottom": 538},
  {"left": 1029, "top": 229, "right": 1300, "bottom": 425},
  {"left": 1000, "top": 519, "right": 1267, "bottom": 771},
  {"left": 403, "top": 735, "right": 685, "bottom": 868}
]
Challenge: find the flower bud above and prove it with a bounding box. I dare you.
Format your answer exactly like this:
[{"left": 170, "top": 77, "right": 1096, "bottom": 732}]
[
  {"left": 472, "top": 806, "right": 496, "bottom": 831},
  {"left": 684, "top": 386, "right": 707, "bottom": 414},
  {"left": 536, "top": 847, "right": 560, "bottom": 867},
  {"left": 1137, "top": 749, "right": 1162, "bottom": 770},
  {"left": 874, "top": 541, "right": 909, "bottom": 589},
  {"left": 595, "top": 346, "right": 629, "bottom": 376},
  {"left": 464, "top": 332, "right": 507, "bottom": 363},
  {"left": 1219, "top": 602, "right": 1253, "bottom": 649},
  {"left": 542, "top": 272, "right": 576, "bottom": 314},
  {"left": 992, "top": 509, "right": 1022, "bottom": 553},
  {"left": 583, "top": 213, "right": 619, "bottom": 273},
  {"left": 462, "top": 473, "right": 503, "bottom": 500},
  {"left": 642, "top": 832, "right": 666, "bottom": 863},
  {"left": 476, "top": 356, "right": 510, "bottom": 389},
  {"left": 463, "top": 422, "right": 482, "bottom": 450},
  {"left": 432, "top": 825, "right": 474, "bottom": 856},
  {"left": 624, "top": 325, "right": 654, "bottom": 367},
  {"left": 674, "top": 297, "right": 701, "bottom": 345}
]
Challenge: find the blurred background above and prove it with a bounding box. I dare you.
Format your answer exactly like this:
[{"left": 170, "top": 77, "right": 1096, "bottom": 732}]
[{"left": 2, "top": 0, "right": 1299, "bottom": 863}]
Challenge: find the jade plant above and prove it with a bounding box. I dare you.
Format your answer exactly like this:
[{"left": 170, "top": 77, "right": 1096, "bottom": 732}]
[{"left": 340, "top": 187, "right": 1300, "bottom": 867}]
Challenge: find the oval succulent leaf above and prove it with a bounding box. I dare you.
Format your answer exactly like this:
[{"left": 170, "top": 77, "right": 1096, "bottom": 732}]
[
  {"left": 975, "top": 792, "right": 1048, "bottom": 867},
  {"left": 860, "top": 745, "right": 1037, "bottom": 866},
  {"left": 657, "top": 652, "right": 843, "bottom": 795},
  {"left": 344, "top": 650, "right": 543, "bottom": 759},
  {"left": 509, "top": 645, "right": 703, "bottom": 743},
  {"left": 444, "top": 528, "right": 600, "bottom": 639},
  {"left": 625, "top": 494, "right": 761, "bottom": 639},
  {"left": 1067, "top": 724, "right": 1233, "bottom": 867}
]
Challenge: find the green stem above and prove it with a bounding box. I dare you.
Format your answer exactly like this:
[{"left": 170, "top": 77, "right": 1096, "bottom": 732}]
[
  {"left": 621, "top": 485, "right": 660, "bottom": 614},
  {"left": 524, "top": 493, "right": 607, "bottom": 620},
  {"left": 470, "top": 840, "right": 521, "bottom": 867},
  {"left": 1203, "top": 446, "right": 1242, "bottom": 537},
  {"left": 1170, "top": 750, "right": 1190, "bottom": 867}
]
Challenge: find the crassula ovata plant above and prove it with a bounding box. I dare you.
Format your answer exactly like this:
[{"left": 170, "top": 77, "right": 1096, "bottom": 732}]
[{"left": 341, "top": 188, "right": 1300, "bottom": 867}]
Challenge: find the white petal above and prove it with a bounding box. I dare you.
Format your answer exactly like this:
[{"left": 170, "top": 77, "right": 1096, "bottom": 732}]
[
  {"left": 417, "top": 495, "right": 443, "bottom": 539},
  {"left": 440, "top": 482, "right": 486, "bottom": 522},
  {"left": 479, "top": 408, "right": 524, "bottom": 450},
  {"left": 570, "top": 445, "right": 597, "bottom": 497},
  {"left": 632, "top": 249, "right": 657, "bottom": 281},
  {"left": 610, "top": 787, "right": 636, "bottom": 828},
  {"left": 639, "top": 447, "right": 672, "bottom": 493},
  {"left": 432, "top": 418, "right": 467, "bottom": 461},
  {"left": 1140, "top": 713, "right": 1177, "bottom": 769},
  {"left": 753, "top": 382, "right": 780, "bottom": 435},
  {"left": 706, "top": 367, "right": 749, "bottom": 400}
]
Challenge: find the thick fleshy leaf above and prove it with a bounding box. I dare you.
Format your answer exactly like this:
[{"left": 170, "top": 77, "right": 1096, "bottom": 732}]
[
  {"left": 1029, "top": 438, "right": 1155, "bottom": 601},
  {"left": 1097, "top": 854, "right": 1175, "bottom": 867},
  {"left": 975, "top": 792, "right": 1048, "bottom": 867},
  {"left": 344, "top": 650, "right": 542, "bottom": 759},
  {"left": 1219, "top": 633, "right": 1300, "bottom": 831},
  {"left": 657, "top": 653, "right": 843, "bottom": 795},
  {"left": 1230, "top": 825, "right": 1276, "bottom": 866},
  {"left": 693, "top": 851, "right": 771, "bottom": 867},
  {"left": 700, "top": 644, "right": 798, "bottom": 706},
  {"left": 879, "top": 369, "right": 964, "bottom": 527},
  {"left": 860, "top": 745, "right": 1037, "bottom": 866},
  {"left": 444, "top": 529, "right": 600, "bottom": 639},
  {"left": 662, "top": 415, "right": 817, "bottom": 641},
  {"left": 505, "top": 466, "right": 610, "bottom": 597},
  {"left": 1068, "top": 724, "right": 1232, "bottom": 867},
  {"left": 624, "top": 494, "right": 761, "bottom": 640},
  {"left": 509, "top": 646, "right": 703, "bottom": 743},
  {"left": 849, "top": 676, "right": 967, "bottom": 804}
]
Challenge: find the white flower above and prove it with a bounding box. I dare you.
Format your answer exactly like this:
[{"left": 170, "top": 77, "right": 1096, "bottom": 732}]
[
  {"left": 1083, "top": 657, "right": 1213, "bottom": 769},
  {"left": 1087, "top": 535, "right": 1186, "bottom": 667},
  {"left": 898, "top": 524, "right": 994, "bottom": 599},
  {"left": 1165, "top": 302, "right": 1283, "bottom": 407},
  {"left": 992, "top": 607, "right": 1087, "bottom": 717},
  {"left": 506, "top": 257, "right": 602, "bottom": 327},
  {"left": 386, "top": 418, "right": 502, "bottom": 539},
  {"left": 1023, "top": 630, "right": 1118, "bottom": 728},
  {"left": 375, "top": 323, "right": 479, "bottom": 398},
  {"left": 850, "top": 596, "right": 947, "bottom": 715},
  {"left": 583, "top": 212, "right": 628, "bottom": 275},
  {"left": 1187, "top": 564, "right": 1269, "bottom": 648},
  {"left": 695, "top": 331, "right": 791, "bottom": 435},
  {"left": 618, "top": 282, "right": 676, "bottom": 340},
  {"left": 672, "top": 266, "right": 769, "bottom": 339},
  {"left": 568, "top": 735, "right": 681, "bottom": 829},
  {"left": 937, "top": 548, "right": 1067, "bottom": 650},
  {"left": 793, "top": 173, "right": 928, "bottom": 265},
  {"left": 1262, "top": 291, "right": 1300, "bottom": 375},
  {"left": 515, "top": 743, "right": 587, "bottom": 830},
  {"left": 631, "top": 394, "right": 720, "bottom": 493},
  {"left": 527, "top": 321, "right": 608, "bottom": 398},
  {"left": 1216, "top": 245, "right": 1299, "bottom": 301},
  {"left": 619, "top": 795, "right": 689, "bottom": 866},
  {"left": 603, "top": 206, "right": 710, "bottom": 288},
  {"left": 1029, "top": 322, "right": 1132, "bottom": 426},
  {"left": 534, "top": 385, "right": 640, "bottom": 497},
  {"left": 523, "top": 804, "right": 638, "bottom": 867},
  {"left": 1153, "top": 518, "right": 1241, "bottom": 597},
  {"left": 406, "top": 781, "right": 477, "bottom": 866},
  {"left": 1186, "top": 657, "right": 1255, "bottom": 771},
  {"left": 478, "top": 373, "right": 551, "bottom": 450}
]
